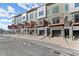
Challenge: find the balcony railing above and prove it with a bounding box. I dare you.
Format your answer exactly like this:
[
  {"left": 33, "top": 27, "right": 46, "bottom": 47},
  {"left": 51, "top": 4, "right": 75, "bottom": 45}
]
[
  {"left": 72, "top": 19, "right": 79, "bottom": 26},
  {"left": 18, "top": 23, "right": 24, "bottom": 28},
  {"left": 49, "top": 23, "right": 64, "bottom": 27},
  {"left": 35, "top": 18, "right": 48, "bottom": 27},
  {"left": 24, "top": 21, "right": 36, "bottom": 28}
]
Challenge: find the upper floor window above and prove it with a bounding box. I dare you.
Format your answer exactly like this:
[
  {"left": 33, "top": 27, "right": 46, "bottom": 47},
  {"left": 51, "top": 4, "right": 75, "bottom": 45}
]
[
  {"left": 74, "top": 14, "right": 79, "bottom": 22},
  {"left": 23, "top": 16, "right": 25, "bottom": 20},
  {"left": 29, "top": 14, "right": 33, "bottom": 19},
  {"left": 39, "top": 11, "right": 44, "bottom": 16},
  {"left": 75, "top": 3, "right": 79, "bottom": 8},
  {"left": 35, "top": 14, "right": 37, "bottom": 18},
  {"left": 52, "top": 16, "right": 60, "bottom": 24},
  {"left": 52, "top": 6, "right": 59, "bottom": 14},
  {"left": 65, "top": 4, "right": 68, "bottom": 11}
]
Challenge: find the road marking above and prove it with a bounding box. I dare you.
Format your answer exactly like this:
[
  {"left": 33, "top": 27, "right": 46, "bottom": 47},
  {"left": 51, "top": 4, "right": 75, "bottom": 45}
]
[
  {"left": 51, "top": 50, "right": 61, "bottom": 54},
  {"left": 46, "top": 45, "right": 52, "bottom": 49},
  {"left": 27, "top": 42, "right": 31, "bottom": 47},
  {"left": 23, "top": 41, "right": 27, "bottom": 45}
]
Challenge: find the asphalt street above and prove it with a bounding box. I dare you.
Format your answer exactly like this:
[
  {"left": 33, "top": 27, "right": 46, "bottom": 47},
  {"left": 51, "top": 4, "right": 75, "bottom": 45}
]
[{"left": 0, "top": 35, "right": 78, "bottom": 56}]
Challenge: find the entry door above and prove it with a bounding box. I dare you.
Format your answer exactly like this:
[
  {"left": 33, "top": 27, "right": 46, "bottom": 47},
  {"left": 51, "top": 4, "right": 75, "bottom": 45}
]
[
  {"left": 39, "top": 30, "right": 45, "bottom": 35},
  {"left": 73, "top": 30, "right": 79, "bottom": 38},
  {"left": 65, "top": 29, "right": 69, "bottom": 38},
  {"left": 52, "top": 30, "right": 61, "bottom": 37},
  {"left": 47, "top": 28, "right": 50, "bottom": 36}
]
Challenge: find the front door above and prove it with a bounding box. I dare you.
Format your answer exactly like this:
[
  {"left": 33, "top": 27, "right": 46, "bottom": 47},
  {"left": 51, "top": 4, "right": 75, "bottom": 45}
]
[
  {"left": 65, "top": 29, "right": 69, "bottom": 38},
  {"left": 39, "top": 30, "right": 45, "bottom": 35},
  {"left": 52, "top": 30, "right": 61, "bottom": 37},
  {"left": 47, "top": 28, "right": 50, "bottom": 36}
]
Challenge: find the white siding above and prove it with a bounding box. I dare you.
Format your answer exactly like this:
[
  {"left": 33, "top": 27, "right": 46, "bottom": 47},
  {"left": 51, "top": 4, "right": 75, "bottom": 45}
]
[
  {"left": 37, "top": 5, "right": 46, "bottom": 19},
  {"left": 22, "top": 13, "right": 26, "bottom": 22},
  {"left": 69, "top": 3, "right": 79, "bottom": 13}
]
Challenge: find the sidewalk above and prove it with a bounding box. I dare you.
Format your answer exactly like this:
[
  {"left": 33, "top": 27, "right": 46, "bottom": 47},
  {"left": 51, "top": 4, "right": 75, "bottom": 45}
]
[{"left": 2, "top": 34, "right": 79, "bottom": 51}]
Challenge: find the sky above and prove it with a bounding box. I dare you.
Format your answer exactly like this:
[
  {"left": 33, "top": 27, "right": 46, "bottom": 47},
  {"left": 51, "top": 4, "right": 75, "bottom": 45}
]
[{"left": 0, "top": 3, "right": 43, "bottom": 30}]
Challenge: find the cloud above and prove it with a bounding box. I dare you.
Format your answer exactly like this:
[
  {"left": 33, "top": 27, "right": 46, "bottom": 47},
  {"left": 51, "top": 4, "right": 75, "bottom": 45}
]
[
  {"left": 17, "top": 3, "right": 31, "bottom": 10},
  {"left": 0, "top": 19, "right": 12, "bottom": 23},
  {"left": 0, "top": 19, "right": 12, "bottom": 30},
  {"left": 31, "top": 3, "right": 44, "bottom": 8},
  {"left": 0, "top": 3, "right": 44, "bottom": 30},
  {"left": 0, "top": 6, "right": 16, "bottom": 18},
  {"left": 0, "top": 7, "right": 8, "bottom": 13},
  {"left": 0, "top": 13, "right": 15, "bottom": 18},
  {"left": 0, "top": 5, "right": 16, "bottom": 30},
  {"left": 17, "top": 3, "right": 44, "bottom": 10},
  {"left": 0, "top": 5, "right": 17, "bottom": 30},
  {"left": 7, "top": 6, "right": 16, "bottom": 13}
]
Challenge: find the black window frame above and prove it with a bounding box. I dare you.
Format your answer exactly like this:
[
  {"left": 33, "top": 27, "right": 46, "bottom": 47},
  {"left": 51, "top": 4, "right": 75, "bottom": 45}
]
[
  {"left": 52, "top": 16, "right": 60, "bottom": 24},
  {"left": 29, "top": 14, "right": 33, "bottom": 19},
  {"left": 39, "top": 11, "right": 44, "bottom": 16},
  {"left": 74, "top": 14, "right": 79, "bottom": 22},
  {"left": 23, "top": 16, "right": 25, "bottom": 20}
]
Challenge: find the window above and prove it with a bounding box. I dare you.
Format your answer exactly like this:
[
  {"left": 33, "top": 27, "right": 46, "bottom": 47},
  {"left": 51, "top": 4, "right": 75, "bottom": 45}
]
[
  {"left": 52, "top": 17, "right": 60, "bottom": 24},
  {"left": 35, "top": 14, "right": 37, "bottom": 18},
  {"left": 52, "top": 6, "right": 59, "bottom": 14},
  {"left": 39, "top": 11, "right": 44, "bottom": 16},
  {"left": 74, "top": 14, "right": 79, "bottom": 22},
  {"left": 23, "top": 16, "right": 25, "bottom": 20},
  {"left": 29, "top": 14, "right": 33, "bottom": 19},
  {"left": 75, "top": 3, "right": 79, "bottom": 8},
  {"left": 65, "top": 4, "right": 68, "bottom": 11}
]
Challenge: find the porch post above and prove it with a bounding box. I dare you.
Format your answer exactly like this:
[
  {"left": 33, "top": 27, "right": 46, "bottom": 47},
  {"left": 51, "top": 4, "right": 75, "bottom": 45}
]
[{"left": 50, "top": 28, "right": 52, "bottom": 37}]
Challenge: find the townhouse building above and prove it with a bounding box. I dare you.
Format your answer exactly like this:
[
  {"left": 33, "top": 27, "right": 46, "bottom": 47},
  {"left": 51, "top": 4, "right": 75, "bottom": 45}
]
[
  {"left": 14, "top": 14, "right": 23, "bottom": 34},
  {"left": 35, "top": 4, "right": 49, "bottom": 36},
  {"left": 25, "top": 8, "right": 37, "bottom": 35},
  {"left": 47, "top": 3, "right": 70, "bottom": 37},
  {"left": 11, "top": 12, "right": 27, "bottom": 34},
  {"left": 8, "top": 16, "right": 17, "bottom": 34},
  {"left": 69, "top": 3, "right": 79, "bottom": 39},
  {"left": 20, "top": 12, "right": 27, "bottom": 34},
  {"left": 8, "top": 3, "right": 79, "bottom": 39}
]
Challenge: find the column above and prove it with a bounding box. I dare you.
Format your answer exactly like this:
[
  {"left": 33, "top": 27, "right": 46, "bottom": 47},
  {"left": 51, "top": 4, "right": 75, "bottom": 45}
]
[
  {"left": 69, "top": 27, "right": 73, "bottom": 40},
  {"left": 61, "top": 29, "right": 64, "bottom": 37},
  {"left": 50, "top": 28, "right": 52, "bottom": 37}
]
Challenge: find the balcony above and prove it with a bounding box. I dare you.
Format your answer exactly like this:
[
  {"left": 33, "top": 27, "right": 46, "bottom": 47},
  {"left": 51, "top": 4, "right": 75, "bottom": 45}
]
[
  {"left": 73, "top": 22, "right": 79, "bottom": 26},
  {"left": 18, "top": 23, "right": 24, "bottom": 28},
  {"left": 49, "top": 23, "right": 64, "bottom": 27},
  {"left": 24, "top": 21, "right": 36, "bottom": 28},
  {"left": 35, "top": 18, "right": 48, "bottom": 27},
  {"left": 72, "top": 19, "right": 79, "bottom": 26},
  {"left": 12, "top": 24, "right": 17, "bottom": 29},
  {"left": 48, "top": 20, "right": 64, "bottom": 27}
]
